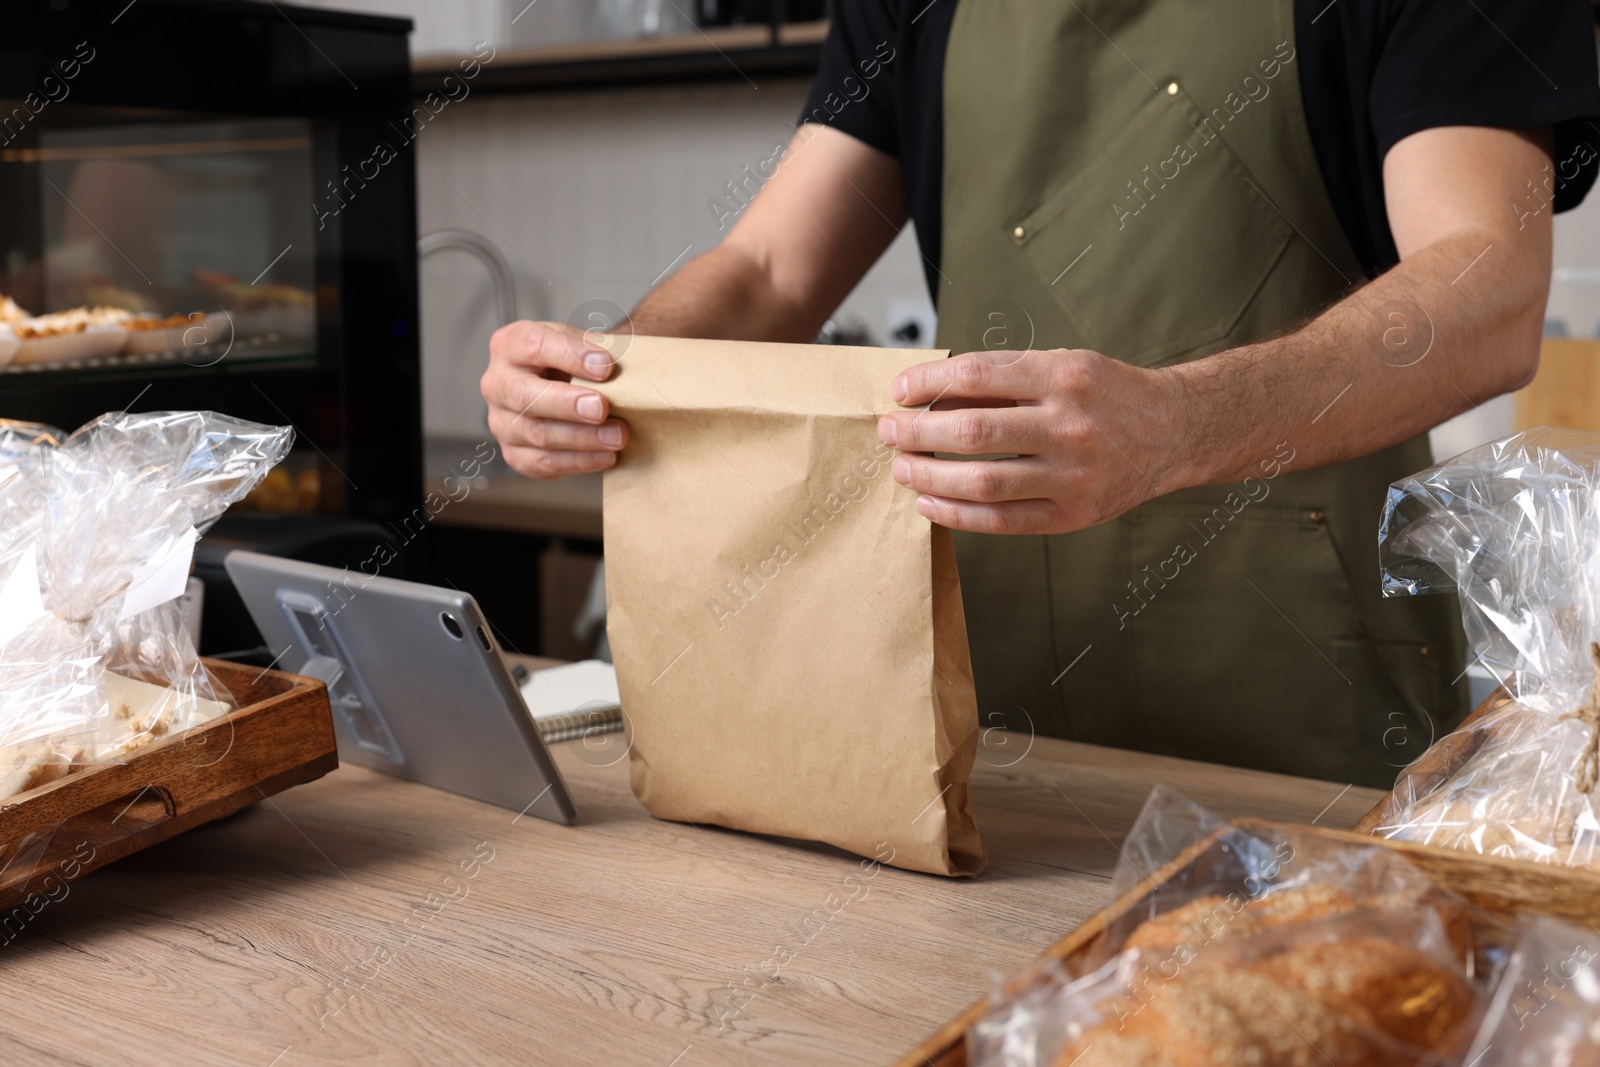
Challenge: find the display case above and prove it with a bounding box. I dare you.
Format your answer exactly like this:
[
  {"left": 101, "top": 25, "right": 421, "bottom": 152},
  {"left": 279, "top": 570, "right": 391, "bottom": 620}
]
[
  {"left": 0, "top": 0, "right": 421, "bottom": 527},
  {"left": 5, "top": 114, "right": 317, "bottom": 373}
]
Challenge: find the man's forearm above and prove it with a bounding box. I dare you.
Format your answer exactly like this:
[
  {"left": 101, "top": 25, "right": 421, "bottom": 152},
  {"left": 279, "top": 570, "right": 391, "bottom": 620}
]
[
  {"left": 875, "top": 127, "right": 1554, "bottom": 536},
  {"left": 1169, "top": 228, "right": 1548, "bottom": 490},
  {"left": 624, "top": 126, "right": 907, "bottom": 343},
  {"left": 626, "top": 244, "right": 823, "bottom": 342}
]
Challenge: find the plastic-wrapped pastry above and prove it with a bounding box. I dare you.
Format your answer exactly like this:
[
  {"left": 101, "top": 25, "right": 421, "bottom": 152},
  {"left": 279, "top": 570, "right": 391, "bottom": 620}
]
[
  {"left": 1122, "top": 884, "right": 1359, "bottom": 955},
  {"left": 0, "top": 411, "right": 292, "bottom": 800},
  {"left": 967, "top": 789, "right": 1490, "bottom": 1067},
  {"left": 1375, "top": 429, "right": 1600, "bottom": 868},
  {"left": 1057, "top": 917, "right": 1477, "bottom": 1067},
  {"left": 1464, "top": 916, "right": 1600, "bottom": 1067}
]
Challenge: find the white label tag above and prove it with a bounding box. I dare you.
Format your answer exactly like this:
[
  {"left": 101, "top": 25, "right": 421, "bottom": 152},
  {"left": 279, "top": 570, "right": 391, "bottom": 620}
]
[
  {"left": 119, "top": 526, "right": 200, "bottom": 621},
  {"left": 0, "top": 546, "right": 48, "bottom": 648}
]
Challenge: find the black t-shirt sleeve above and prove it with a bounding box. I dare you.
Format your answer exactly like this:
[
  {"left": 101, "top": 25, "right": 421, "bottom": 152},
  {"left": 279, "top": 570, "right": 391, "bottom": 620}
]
[
  {"left": 1370, "top": 0, "right": 1600, "bottom": 212},
  {"left": 799, "top": 0, "right": 904, "bottom": 157}
]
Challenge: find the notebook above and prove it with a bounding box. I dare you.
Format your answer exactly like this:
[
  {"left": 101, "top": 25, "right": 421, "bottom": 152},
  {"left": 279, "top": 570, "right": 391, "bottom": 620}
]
[{"left": 519, "top": 659, "right": 624, "bottom": 744}]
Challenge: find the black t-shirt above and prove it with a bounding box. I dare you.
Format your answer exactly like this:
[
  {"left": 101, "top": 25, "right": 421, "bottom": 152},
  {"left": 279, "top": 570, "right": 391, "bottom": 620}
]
[{"left": 802, "top": 0, "right": 1600, "bottom": 301}]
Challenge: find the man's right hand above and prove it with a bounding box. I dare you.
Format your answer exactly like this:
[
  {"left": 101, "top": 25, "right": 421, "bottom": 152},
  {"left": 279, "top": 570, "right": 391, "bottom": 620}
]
[{"left": 482, "top": 320, "right": 627, "bottom": 479}]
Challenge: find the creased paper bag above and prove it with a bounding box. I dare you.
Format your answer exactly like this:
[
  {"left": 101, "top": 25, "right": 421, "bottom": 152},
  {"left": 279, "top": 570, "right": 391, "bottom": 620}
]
[{"left": 596, "top": 335, "right": 985, "bottom": 876}]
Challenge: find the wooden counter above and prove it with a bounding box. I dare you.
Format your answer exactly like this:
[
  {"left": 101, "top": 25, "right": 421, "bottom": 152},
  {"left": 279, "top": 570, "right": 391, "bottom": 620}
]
[
  {"left": 0, "top": 710, "right": 1378, "bottom": 1065},
  {"left": 427, "top": 471, "right": 603, "bottom": 540}
]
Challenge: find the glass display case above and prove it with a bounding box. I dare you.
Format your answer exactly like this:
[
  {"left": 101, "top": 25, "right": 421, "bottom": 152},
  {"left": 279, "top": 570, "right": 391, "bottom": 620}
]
[
  {"left": 0, "top": 0, "right": 420, "bottom": 528},
  {"left": 4, "top": 113, "right": 317, "bottom": 377}
]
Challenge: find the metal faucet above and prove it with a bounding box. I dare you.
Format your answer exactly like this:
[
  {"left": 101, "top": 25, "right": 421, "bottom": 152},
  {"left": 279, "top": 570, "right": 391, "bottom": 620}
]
[{"left": 418, "top": 228, "right": 519, "bottom": 327}]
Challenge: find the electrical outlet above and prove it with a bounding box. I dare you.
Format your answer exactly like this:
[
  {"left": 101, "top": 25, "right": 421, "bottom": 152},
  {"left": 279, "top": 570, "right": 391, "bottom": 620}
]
[{"left": 886, "top": 299, "right": 937, "bottom": 348}]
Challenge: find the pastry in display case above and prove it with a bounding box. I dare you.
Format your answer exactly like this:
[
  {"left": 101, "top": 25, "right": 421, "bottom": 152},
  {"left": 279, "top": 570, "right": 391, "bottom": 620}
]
[{"left": 0, "top": 116, "right": 317, "bottom": 374}]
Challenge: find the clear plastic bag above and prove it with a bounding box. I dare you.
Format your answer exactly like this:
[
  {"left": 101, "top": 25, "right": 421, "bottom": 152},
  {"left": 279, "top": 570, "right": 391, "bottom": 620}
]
[
  {"left": 0, "top": 411, "right": 293, "bottom": 799},
  {"left": 1376, "top": 428, "right": 1600, "bottom": 867},
  {"left": 1465, "top": 916, "right": 1600, "bottom": 1067},
  {"left": 968, "top": 787, "right": 1491, "bottom": 1067}
]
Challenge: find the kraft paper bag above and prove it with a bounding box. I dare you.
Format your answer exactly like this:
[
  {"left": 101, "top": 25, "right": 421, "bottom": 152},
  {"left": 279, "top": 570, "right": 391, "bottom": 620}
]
[{"left": 595, "top": 335, "right": 985, "bottom": 877}]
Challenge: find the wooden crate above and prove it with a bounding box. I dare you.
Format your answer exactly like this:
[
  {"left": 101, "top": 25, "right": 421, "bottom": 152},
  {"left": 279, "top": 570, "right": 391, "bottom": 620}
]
[
  {"left": 897, "top": 807, "right": 1600, "bottom": 1067},
  {"left": 0, "top": 659, "right": 336, "bottom": 911}
]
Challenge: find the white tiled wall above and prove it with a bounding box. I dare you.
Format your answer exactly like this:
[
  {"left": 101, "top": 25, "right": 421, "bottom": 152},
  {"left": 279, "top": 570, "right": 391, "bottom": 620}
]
[
  {"left": 413, "top": 80, "right": 930, "bottom": 438},
  {"left": 1548, "top": 173, "right": 1600, "bottom": 339}
]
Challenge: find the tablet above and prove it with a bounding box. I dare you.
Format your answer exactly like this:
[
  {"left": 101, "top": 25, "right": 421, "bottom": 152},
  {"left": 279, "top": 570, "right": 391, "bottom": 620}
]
[{"left": 224, "top": 550, "right": 575, "bottom": 824}]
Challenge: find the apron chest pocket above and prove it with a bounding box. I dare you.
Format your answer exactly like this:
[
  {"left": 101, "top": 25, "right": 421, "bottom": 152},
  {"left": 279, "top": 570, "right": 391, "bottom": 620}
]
[{"left": 1014, "top": 85, "right": 1294, "bottom": 367}]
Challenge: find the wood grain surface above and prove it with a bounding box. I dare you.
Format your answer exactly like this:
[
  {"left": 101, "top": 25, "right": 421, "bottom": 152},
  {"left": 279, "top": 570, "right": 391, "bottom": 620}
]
[{"left": 0, "top": 663, "right": 1377, "bottom": 1067}]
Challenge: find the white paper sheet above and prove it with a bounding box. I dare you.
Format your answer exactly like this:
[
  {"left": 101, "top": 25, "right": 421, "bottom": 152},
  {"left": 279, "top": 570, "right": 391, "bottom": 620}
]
[
  {"left": 518, "top": 659, "right": 620, "bottom": 721},
  {"left": 0, "top": 546, "right": 48, "bottom": 648},
  {"left": 119, "top": 525, "right": 200, "bottom": 620}
]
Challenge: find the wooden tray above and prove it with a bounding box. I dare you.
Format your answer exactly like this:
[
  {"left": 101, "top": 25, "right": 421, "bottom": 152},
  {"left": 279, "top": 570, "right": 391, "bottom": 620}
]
[
  {"left": 896, "top": 814, "right": 1600, "bottom": 1067},
  {"left": 0, "top": 659, "right": 336, "bottom": 911}
]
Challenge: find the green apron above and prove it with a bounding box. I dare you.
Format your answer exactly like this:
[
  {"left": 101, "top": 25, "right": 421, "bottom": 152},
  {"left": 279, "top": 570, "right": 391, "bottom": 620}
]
[{"left": 937, "top": 0, "right": 1468, "bottom": 788}]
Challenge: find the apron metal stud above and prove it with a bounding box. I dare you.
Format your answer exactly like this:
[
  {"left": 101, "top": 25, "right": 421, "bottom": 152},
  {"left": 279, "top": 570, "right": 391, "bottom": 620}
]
[
  {"left": 1420, "top": 645, "right": 1431, "bottom": 658},
  {"left": 1307, "top": 509, "right": 1326, "bottom": 525},
  {"left": 1166, "top": 81, "right": 1179, "bottom": 96},
  {"left": 1012, "top": 225, "right": 1027, "bottom": 241}
]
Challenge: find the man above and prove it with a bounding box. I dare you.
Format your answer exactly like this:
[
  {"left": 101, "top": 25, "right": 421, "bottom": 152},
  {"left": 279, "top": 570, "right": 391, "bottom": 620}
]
[{"left": 483, "top": 0, "right": 1600, "bottom": 787}]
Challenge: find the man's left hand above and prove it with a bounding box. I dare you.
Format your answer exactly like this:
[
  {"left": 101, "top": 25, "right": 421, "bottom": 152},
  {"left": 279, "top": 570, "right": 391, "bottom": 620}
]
[{"left": 876, "top": 349, "right": 1194, "bottom": 535}]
